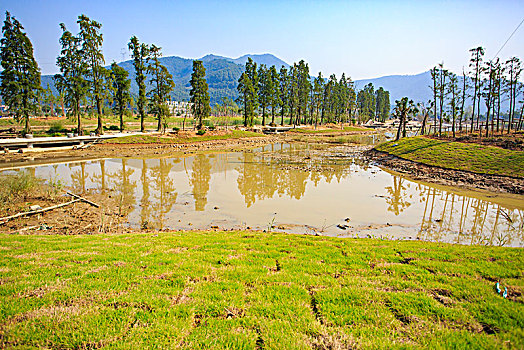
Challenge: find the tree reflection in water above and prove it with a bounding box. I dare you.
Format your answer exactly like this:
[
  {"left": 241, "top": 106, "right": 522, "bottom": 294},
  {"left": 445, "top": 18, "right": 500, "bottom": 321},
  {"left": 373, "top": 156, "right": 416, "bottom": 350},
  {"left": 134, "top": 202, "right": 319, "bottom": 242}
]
[
  {"left": 150, "top": 159, "right": 177, "bottom": 228},
  {"left": 18, "top": 144, "right": 524, "bottom": 247},
  {"left": 190, "top": 154, "right": 211, "bottom": 211}
]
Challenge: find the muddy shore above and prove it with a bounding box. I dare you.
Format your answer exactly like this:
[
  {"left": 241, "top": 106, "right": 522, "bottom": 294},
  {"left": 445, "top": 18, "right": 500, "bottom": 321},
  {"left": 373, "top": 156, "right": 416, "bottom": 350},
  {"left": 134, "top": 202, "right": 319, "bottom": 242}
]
[
  {"left": 365, "top": 148, "right": 524, "bottom": 195},
  {"left": 0, "top": 135, "right": 279, "bottom": 164}
]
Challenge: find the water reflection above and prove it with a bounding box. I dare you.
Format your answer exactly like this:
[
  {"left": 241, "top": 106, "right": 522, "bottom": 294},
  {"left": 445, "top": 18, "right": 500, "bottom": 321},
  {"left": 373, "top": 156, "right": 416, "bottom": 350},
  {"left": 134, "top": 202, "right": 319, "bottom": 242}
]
[{"left": 3, "top": 143, "right": 523, "bottom": 247}]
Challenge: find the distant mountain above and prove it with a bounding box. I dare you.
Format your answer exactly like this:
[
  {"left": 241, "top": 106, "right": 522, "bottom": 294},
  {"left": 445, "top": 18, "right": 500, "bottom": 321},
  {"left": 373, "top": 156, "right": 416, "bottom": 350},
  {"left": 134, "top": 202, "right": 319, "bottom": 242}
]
[
  {"left": 199, "top": 53, "right": 290, "bottom": 68},
  {"left": 41, "top": 54, "right": 504, "bottom": 111},
  {"left": 355, "top": 71, "right": 434, "bottom": 104},
  {"left": 41, "top": 53, "right": 289, "bottom": 106}
]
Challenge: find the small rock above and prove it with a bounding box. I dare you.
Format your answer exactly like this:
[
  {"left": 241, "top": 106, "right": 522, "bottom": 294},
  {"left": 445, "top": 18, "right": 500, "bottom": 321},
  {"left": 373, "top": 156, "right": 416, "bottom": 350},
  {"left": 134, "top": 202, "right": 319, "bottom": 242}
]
[
  {"left": 29, "top": 205, "right": 42, "bottom": 211},
  {"left": 213, "top": 206, "right": 219, "bottom": 210}
]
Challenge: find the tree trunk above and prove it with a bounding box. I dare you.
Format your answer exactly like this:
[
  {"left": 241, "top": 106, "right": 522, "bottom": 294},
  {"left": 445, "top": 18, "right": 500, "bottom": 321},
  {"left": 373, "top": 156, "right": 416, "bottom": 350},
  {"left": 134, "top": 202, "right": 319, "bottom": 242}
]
[
  {"left": 396, "top": 114, "right": 404, "bottom": 141},
  {"left": 120, "top": 111, "right": 124, "bottom": 132},
  {"left": 517, "top": 103, "right": 524, "bottom": 131},
  {"left": 96, "top": 98, "right": 103, "bottom": 135},
  {"left": 77, "top": 100, "right": 82, "bottom": 135}
]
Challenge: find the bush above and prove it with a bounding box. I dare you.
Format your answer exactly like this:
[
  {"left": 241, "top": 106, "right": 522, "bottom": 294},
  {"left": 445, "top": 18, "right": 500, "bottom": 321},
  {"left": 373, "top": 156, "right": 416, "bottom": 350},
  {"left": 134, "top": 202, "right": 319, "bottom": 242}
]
[
  {"left": 47, "top": 121, "right": 65, "bottom": 134},
  {"left": 207, "top": 126, "right": 215, "bottom": 131},
  {"left": 196, "top": 129, "right": 206, "bottom": 136},
  {"left": 172, "top": 127, "right": 180, "bottom": 132},
  {"left": 0, "top": 172, "right": 39, "bottom": 204}
]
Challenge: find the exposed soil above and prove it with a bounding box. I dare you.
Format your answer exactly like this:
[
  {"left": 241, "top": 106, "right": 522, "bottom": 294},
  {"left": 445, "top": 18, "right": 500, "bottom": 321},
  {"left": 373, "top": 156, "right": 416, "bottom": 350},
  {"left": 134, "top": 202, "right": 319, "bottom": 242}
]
[
  {"left": 0, "top": 135, "right": 278, "bottom": 165},
  {"left": 366, "top": 148, "right": 524, "bottom": 195},
  {"left": 0, "top": 190, "right": 133, "bottom": 236}
]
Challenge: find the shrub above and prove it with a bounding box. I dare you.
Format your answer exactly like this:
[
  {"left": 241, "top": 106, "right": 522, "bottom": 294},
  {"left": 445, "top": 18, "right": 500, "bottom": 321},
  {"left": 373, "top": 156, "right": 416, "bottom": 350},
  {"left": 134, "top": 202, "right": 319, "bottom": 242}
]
[
  {"left": 0, "top": 172, "right": 39, "bottom": 204},
  {"left": 47, "top": 121, "right": 65, "bottom": 134},
  {"left": 196, "top": 129, "right": 206, "bottom": 136}
]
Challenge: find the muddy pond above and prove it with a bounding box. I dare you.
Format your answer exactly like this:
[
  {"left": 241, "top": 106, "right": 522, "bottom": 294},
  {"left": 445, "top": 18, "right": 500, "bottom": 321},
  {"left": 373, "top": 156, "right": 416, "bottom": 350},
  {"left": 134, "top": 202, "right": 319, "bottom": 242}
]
[{"left": 2, "top": 142, "right": 523, "bottom": 247}]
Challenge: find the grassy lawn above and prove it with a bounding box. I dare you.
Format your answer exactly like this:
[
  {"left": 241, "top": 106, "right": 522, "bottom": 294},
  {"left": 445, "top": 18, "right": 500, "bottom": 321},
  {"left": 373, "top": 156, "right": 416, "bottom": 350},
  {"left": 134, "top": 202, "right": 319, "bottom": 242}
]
[
  {"left": 375, "top": 137, "right": 524, "bottom": 178},
  {"left": 0, "top": 230, "right": 522, "bottom": 349},
  {"left": 292, "top": 126, "right": 369, "bottom": 134},
  {"left": 102, "top": 130, "right": 263, "bottom": 145}
]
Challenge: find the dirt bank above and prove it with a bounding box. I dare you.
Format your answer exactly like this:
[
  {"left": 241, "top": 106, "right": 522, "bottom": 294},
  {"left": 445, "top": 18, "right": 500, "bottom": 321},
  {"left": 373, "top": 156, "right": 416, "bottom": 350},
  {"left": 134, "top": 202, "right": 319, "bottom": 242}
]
[
  {"left": 0, "top": 190, "right": 132, "bottom": 236},
  {"left": 0, "top": 135, "right": 278, "bottom": 165},
  {"left": 366, "top": 148, "right": 524, "bottom": 195}
]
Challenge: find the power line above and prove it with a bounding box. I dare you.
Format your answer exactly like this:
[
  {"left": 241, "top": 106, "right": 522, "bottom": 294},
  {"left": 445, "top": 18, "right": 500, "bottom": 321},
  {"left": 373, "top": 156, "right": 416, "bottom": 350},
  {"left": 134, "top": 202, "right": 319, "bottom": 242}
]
[{"left": 493, "top": 17, "right": 524, "bottom": 59}]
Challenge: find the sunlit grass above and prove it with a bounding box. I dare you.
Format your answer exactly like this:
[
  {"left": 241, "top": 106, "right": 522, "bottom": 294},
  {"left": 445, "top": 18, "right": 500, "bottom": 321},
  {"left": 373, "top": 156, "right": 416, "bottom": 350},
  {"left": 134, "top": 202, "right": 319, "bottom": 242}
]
[
  {"left": 375, "top": 136, "right": 524, "bottom": 178},
  {"left": 0, "top": 230, "right": 522, "bottom": 349}
]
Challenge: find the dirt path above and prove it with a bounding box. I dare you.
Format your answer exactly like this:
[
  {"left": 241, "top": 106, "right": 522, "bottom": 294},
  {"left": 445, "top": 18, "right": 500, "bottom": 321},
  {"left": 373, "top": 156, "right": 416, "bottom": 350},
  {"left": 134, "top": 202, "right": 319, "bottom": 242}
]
[{"left": 366, "top": 148, "right": 524, "bottom": 195}]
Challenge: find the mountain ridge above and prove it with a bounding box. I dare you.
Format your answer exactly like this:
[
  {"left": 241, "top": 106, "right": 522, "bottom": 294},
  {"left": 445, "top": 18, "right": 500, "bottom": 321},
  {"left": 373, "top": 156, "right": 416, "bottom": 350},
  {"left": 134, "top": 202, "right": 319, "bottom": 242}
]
[{"left": 40, "top": 53, "right": 468, "bottom": 108}]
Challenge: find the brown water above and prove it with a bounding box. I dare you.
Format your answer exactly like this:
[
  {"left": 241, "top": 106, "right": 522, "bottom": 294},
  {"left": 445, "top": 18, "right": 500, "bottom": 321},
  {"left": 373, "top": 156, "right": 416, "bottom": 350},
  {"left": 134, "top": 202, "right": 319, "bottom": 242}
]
[{"left": 4, "top": 143, "right": 524, "bottom": 246}]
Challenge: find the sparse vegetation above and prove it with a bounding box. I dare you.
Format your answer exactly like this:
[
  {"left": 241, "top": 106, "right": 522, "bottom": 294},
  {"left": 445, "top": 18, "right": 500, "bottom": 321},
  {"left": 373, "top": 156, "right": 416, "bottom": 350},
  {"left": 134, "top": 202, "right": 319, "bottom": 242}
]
[
  {"left": 0, "top": 230, "right": 522, "bottom": 348},
  {"left": 0, "top": 172, "right": 63, "bottom": 214}
]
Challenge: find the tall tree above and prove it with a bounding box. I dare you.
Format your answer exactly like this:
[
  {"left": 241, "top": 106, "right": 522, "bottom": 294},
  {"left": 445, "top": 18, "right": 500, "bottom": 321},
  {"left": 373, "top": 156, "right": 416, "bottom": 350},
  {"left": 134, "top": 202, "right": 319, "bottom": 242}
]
[
  {"left": 269, "top": 65, "right": 280, "bottom": 125},
  {"left": 288, "top": 64, "right": 299, "bottom": 125},
  {"left": 55, "top": 22, "right": 89, "bottom": 135},
  {"left": 147, "top": 45, "right": 175, "bottom": 133},
  {"left": 430, "top": 67, "right": 438, "bottom": 134},
  {"left": 0, "top": 11, "right": 41, "bottom": 134},
  {"left": 257, "top": 64, "right": 269, "bottom": 126},
  {"left": 482, "top": 59, "right": 499, "bottom": 137},
  {"left": 505, "top": 57, "right": 522, "bottom": 133},
  {"left": 357, "top": 83, "right": 375, "bottom": 122},
  {"left": 447, "top": 72, "right": 458, "bottom": 137},
  {"left": 322, "top": 75, "right": 336, "bottom": 124},
  {"left": 128, "top": 36, "right": 150, "bottom": 132},
  {"left": 110, "top": 62, "right": 131, "bottom": 132},
  {"left": 296, "top": 60, "right": 311, "bottom": 125},
  {"left": 375, "top": 87, "right": 390, "bottom": 122},
  {"left": 190, "top": 60, "right": 210, "bottom": 130},
  {"left": 78, "top": 15, "right": 107, "bottom": 135},
  {"left": 469, "top": 47, "right": 485, "bottom": 133},
  {"left": 278, "top": 66, "right": 289, "bottom": 126},
  {"left": 458, "top": 68, "right": 469, "bottom": 132},
  {"left": 236, "top": 58, "right": 258, "bottom": 127},
  {"left": 312, "top": 72, "right": 324, "bottom": 127},
  {"left": 437, "top": 63, "right": 449, "bottom": 136}
]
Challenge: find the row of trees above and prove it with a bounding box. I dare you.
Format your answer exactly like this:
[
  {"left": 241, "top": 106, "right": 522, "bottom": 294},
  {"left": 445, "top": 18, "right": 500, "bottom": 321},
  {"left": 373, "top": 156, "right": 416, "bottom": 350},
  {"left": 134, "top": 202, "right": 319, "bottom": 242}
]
[
  {"left": 54, "top": 18, "right": 177, "bottom": 135},
  {"left": 236, "top": 58, "right": 390, "bottom": 127},
  {"left": 427, "top": 47, "right": 523, "bottom": 138},
  {"left": 0, "top": 12, "right": 211, "bottom": 134}
]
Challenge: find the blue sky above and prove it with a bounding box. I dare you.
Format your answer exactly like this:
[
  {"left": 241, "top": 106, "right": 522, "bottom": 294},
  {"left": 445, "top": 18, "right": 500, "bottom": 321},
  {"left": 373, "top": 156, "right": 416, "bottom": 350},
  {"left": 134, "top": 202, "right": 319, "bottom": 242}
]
[{"left": 2, "top": 0, "right": 523, "bottom": 79}]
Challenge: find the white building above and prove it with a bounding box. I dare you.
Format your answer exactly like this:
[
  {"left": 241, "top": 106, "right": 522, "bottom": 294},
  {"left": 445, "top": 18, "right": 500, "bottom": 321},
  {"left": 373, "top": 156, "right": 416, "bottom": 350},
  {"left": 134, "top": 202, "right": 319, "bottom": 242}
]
[{"left": 166, "top": 101, "right": 193, "bottom": 116}]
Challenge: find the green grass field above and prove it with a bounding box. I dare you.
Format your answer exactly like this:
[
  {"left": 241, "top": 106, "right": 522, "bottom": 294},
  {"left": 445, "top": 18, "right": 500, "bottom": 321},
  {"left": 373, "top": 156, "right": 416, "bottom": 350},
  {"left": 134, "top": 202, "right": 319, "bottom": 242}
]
[
  {"left": 102, "top": 130, "right": 263, "bottom": 145},
  {"left": 0, "top": 231, "right": 522, "bottom": 349},
  {"left": 375, "top": 137, "right": 524, "bottom": 178}
]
